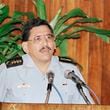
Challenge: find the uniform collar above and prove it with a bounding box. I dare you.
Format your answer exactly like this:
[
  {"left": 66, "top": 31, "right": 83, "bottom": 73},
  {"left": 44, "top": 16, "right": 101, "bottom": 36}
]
[
  {"left": 22, "top": 54, "right": 36, "bottom": 67},
  {"left": 22, "top": 54, "right": 59, "bottom": 71}
]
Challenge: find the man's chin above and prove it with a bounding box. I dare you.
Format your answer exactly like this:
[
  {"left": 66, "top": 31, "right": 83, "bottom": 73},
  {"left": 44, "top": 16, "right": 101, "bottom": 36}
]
[
  {"left": 39, "top": 53, "right": 51, "bottom": 59},
  {"left": 39, "top": 58, "right": 51, "bottom": 63}
]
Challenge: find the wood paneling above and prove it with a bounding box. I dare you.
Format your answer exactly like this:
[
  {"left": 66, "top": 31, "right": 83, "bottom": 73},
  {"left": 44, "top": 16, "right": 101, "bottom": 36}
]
[
  {"left": 0, "top": 103, "right": 110, "bottom": 110},
  {"left": 0, "top": 0, "right": 110, "bottom": 104},
  {"left": 88, "top": 0, "right": 104, "bottom": 103},
  {"left": 102, "top": 0, "right": 110, "bottom": 104}
]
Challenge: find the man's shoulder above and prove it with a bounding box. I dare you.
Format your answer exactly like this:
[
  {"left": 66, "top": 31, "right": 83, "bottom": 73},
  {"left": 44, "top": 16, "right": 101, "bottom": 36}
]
[
  {"left": 0, "top": 63, "right": 6, "bottom": 73},
  {"left": 58, "top": 56, "right": 78, "bottom": 65},
  {"left": 58, "top": 56, "right": 82, "bottom": 71},
  {"left": 5, "top": 56, "right": 23, "bottom": 68}
]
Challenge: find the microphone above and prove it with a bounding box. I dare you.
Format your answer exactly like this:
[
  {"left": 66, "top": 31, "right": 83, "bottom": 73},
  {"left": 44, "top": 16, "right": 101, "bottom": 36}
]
[
  {"left": 64, "top": 70, "right": 87, "bottom": 88},
  {"left": 47, "top": 72, "right": 54, "bottom": 91},
  {"left": 65, "top": 70, "right": 91, "bottom": 104},
  {"left": 64, "top": 70, "right": 100, "bottom": 104},
  {"left": 45, "top": 72, "right": 54, "bottom": 103}
]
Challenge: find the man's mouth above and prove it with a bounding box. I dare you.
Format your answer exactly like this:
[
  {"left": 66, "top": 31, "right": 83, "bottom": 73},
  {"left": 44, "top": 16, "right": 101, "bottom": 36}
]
[{"left": 40, "top": 46, "right": 51, "bottom": 53}]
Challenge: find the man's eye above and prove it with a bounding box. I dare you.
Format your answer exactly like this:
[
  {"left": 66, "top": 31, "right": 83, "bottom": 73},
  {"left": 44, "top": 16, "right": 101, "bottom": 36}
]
[
  {"left": 34, "top": 36, "right": 41, "bottom": 41},
  {"left": 48, "top": 35, "right": 52, "bottom": 39},
  {"left": 47, "top": 34, "right": 54, "bottom": 39}
]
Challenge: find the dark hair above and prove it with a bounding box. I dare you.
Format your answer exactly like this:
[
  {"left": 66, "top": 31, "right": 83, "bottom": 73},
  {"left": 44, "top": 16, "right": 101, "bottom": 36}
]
[{"left": 22, "top": 17, "right": 53, "bottom": 41}]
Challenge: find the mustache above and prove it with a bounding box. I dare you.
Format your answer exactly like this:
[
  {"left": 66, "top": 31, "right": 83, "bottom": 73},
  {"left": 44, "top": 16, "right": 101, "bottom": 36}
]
[{"left": 40, "top": 46, "right": 52, "bottom": 51}]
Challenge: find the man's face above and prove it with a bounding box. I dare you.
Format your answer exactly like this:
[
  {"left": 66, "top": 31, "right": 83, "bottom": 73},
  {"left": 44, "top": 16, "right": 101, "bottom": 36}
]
[{"left": 22, "top": 25, "right": 56, "bottom": 62}]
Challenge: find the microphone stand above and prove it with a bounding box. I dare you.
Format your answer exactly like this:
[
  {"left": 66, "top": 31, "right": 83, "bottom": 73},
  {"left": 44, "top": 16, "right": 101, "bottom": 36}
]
[
  {"left": 65, "top": 70, "right": 100, "bottom": 104},
  {"left": 45, "top": 72, "right": 54, "bottom": 103},
  {"left": 76, "top": 83, "right": 91, "bottom": 104},
  {"left": 45, "top": 83, "right": 52, "bottom": 103}
]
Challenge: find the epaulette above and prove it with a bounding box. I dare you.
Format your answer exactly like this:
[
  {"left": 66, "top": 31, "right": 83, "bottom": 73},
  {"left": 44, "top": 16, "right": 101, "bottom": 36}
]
[
  {"left": 59, "top": 56, "right": 83, "bottom": 72},
  {"left": 5, "top": 57, "right": 23, "bottom": 68},
  {"left": 59, "top": 56, "right": 77, "bottom": 65}
]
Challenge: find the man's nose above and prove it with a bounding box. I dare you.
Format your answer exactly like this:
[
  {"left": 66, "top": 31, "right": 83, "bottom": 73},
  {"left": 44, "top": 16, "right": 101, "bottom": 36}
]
[{"left": 42, "top": 37, "right": 48, "bottom": 45}]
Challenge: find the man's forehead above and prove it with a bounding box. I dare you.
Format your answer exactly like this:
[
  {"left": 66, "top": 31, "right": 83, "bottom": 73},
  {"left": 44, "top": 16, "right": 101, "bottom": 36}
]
[{"left": 30, "top": 25, "right": 51, "bottom": 33}]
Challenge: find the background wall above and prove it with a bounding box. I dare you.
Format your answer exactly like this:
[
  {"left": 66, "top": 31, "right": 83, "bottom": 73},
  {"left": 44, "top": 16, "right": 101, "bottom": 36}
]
[{"left": 0, "top": 0, "right": 110, "bottom": 104}]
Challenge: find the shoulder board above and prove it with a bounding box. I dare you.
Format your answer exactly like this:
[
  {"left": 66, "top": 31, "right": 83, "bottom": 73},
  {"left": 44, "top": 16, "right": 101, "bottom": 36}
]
[
  {"left": 5, "top": 57, "right": 23, "bottom": 68},
  {"left": 59, "top": 56, "right": 83, "bottom": 72},
  {"left": 58, "top": 56, "right": 77, "bottom": 65}
]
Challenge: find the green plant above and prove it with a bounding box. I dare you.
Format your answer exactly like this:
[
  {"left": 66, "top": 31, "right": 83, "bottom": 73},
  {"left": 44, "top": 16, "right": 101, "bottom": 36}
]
[
  {"left": 0, "top": 4, "right": 34, "bottom": 64},
  {"left": 33, "top": 0, "right": 110, "bottom": 55},
  {"left": 0, "top": 0, "right": 110, "bottom": 64}
]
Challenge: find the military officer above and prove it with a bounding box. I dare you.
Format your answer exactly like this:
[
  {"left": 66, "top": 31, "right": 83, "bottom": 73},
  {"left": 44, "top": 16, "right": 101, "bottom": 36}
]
[{"left": 0, "top": 18, "right": 94, "bottom": 104}]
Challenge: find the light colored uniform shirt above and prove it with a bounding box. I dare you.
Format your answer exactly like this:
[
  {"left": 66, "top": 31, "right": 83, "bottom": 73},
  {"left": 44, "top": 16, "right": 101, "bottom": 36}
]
[{"left": 0, "top": 54, "right": 94, "bottom": 104}]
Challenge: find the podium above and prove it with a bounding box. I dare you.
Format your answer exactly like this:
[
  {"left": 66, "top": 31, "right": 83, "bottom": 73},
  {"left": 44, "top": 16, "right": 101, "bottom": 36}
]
[{"left": 0, "top": 103, "right": 110, "bottom": 110}]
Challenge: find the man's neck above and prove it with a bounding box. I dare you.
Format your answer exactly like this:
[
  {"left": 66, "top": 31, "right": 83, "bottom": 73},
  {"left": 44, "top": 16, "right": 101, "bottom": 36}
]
[
  {"left": 30, "top": 55, "right": 51, "bottom": 74},
  {"left": 35, "top": 61, "right": 50, "bottom": 74}
]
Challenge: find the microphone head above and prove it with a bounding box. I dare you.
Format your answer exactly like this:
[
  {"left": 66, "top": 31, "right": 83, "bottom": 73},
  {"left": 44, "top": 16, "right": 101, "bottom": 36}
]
[
  {"left": 64, "top": 70, "right": 73, "bottom": 79},
  {"left": 47, "top": 72, "right": 54, "bottom": 83},
  {"left": 64, "top": 70, "right": 86, "bottom": 87}
]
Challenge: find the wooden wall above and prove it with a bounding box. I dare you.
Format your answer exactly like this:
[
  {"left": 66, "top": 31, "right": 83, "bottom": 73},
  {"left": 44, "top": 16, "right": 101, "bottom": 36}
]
[{"left": 0, "top": 0, "right": 110, "bottom": 104}]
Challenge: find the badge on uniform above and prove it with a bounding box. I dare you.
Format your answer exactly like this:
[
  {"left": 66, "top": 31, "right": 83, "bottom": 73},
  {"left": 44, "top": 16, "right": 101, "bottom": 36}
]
[{"left": 17, "top": 83, "right": 31, "bottom": 88}]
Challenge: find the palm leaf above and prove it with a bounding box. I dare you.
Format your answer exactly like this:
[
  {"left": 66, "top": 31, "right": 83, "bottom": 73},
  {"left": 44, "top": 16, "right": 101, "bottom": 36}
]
[
  {"left": 0, "top": 35, "right": 10, "bottom": 42},
  {"left": 0, "top": 24, "right": 21, "bottom": 37},
  {"left": 50, "top": 7, "right": 62, "bottom": 29},
  {"left": 79, "top": 26, "right": 110, "bottom": 36},
  {"left": 70, "top": 26, "right": 110, "bottom": 43},
  {"left": 12, "top": 11, "right": 35, "bottom": 20},
  {"left": 74, "top": 17, "right": 102, "bottom": 23},
  {"left": 33, "top": 0, "right": 47, "bottom": 20},
  {"left": 0, "top": 4, "right": 9, "bottom": 23},
  {"left": 54, "top": 8, "right": 88, "bottom": 36},
  {"left": 54, "top": 24, "right": 68, "bottom": 36},
  {"left": 55, "top": 17, "right": 103, "bottom": 37},
  {"left": 55, "top": 33, "right": 80, "bottom": 47},
  {"left": 59, "top": 40, "right": 68, "bottom": 56},
  {"left": 96, "top": 34, "right": 110, "bottom": 43}
]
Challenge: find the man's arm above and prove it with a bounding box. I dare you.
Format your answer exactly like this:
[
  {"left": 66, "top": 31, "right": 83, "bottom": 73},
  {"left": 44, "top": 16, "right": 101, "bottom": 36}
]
[{"left": 0, "top": 63, "right": 7, "bottom": 102}]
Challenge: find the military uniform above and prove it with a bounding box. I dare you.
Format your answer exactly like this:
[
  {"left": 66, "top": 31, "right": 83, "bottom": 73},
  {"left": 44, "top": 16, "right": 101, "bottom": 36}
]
[{"left": 0, "top": 54, "right": 94, "bottom": 104}]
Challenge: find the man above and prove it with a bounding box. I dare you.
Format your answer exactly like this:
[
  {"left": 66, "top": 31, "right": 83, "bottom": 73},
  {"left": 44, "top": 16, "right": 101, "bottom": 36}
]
[{"left": 0, "top": 18, "right": 94, "bottom": 104}]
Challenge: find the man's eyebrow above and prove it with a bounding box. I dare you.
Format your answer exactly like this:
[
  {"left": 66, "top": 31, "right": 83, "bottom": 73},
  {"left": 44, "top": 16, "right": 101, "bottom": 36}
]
[
  {"left": 33, "top": 35, "right": 41, "bottom": 39},
  {"left": 34, "top": 35, "right": 41, "bottom": 37},
  {"left": 33, "top": 33, "right": 54, "bottom": 37},
  {"left": 47, "top": 33, "right": 54, "bottom": 36}
]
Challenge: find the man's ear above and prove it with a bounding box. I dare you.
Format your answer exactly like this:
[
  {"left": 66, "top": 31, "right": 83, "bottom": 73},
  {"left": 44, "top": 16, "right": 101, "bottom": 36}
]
[
  {"left": 22, "top": 42, "right": 29, "bottom": 53},
  {"left": 54, "top": 37, "right": 57, "bottom": 50},
  {"left": 54, "top": 41, "right": 56, "bottom": 50}
]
